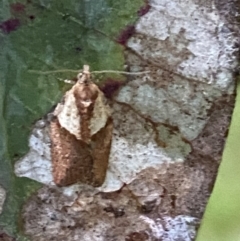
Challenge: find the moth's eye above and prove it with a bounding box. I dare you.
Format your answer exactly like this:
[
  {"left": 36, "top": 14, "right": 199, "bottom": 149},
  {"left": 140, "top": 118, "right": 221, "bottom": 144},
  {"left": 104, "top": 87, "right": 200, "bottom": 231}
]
[{"left": 77, "top": 73, "right": 83, "bottom": 79}]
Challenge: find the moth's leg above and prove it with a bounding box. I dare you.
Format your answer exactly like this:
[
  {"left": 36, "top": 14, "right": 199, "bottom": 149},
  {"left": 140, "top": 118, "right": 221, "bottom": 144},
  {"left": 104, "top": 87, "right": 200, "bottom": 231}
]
[
  {"left": 57, "top": 78, "right": 75, "bottom": 85},
  {"left": 64, "top": 79, "right": 75, "bottom": 84}
]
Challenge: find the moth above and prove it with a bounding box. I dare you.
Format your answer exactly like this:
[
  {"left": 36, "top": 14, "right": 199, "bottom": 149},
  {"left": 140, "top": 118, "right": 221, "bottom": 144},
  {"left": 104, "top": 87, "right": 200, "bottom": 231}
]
[{"left": 50, "top": 65, "right": 113, "bottom": 187}]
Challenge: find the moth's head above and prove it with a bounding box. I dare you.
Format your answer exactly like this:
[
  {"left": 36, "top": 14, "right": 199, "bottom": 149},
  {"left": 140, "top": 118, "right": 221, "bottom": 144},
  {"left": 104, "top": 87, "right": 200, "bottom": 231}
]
[{"left": 77, "top": 65, "right": 91, "bottom": 85}]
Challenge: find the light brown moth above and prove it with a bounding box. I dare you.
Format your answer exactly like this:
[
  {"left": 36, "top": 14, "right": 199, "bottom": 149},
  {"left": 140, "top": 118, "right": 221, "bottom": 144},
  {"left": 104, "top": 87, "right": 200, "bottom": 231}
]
[{"left": 50, "top": 65, "right": 113, "bottom": 187}]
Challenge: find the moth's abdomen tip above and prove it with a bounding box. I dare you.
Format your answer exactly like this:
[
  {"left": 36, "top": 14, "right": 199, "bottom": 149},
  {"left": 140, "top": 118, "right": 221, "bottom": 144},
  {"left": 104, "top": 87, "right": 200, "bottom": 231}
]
[
  {"left": 91, "top": 180, "right": 104, "bottom": 187},
  {"left": 53, "top": 177, "right": 74, "bottom": 187},
  {"left": 53, "top": 177, "right": 104, "bottom": 187}
]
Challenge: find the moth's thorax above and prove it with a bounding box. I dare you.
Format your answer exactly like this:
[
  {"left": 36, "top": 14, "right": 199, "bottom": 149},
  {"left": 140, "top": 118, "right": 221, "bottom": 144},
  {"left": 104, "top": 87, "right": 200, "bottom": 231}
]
[{"left": 73, "top": 82, "right": 99, "bottom": 115}]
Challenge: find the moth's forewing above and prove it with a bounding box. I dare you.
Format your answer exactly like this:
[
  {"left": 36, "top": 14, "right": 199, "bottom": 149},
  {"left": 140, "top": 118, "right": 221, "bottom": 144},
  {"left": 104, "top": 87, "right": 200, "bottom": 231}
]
[
  {"left": 50, "top": 117, "right": 94, "bottom": 186},
  {"left": 90, "top": 117, "right": 113, "bottom": 186}
]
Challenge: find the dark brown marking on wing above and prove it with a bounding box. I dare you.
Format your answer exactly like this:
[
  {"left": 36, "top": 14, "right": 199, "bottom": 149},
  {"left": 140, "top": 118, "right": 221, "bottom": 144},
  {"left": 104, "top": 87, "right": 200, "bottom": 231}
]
[
  {"left": 50, "top": 117, "right": 94, "bottom": 186},
  {"left": 90, "top": 117, "right": 113, "bottom": 186}
]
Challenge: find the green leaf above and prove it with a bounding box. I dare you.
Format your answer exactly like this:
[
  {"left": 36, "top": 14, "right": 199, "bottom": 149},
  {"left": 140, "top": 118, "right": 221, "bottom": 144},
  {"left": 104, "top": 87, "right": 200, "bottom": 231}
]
[{"left": 196, "top": 81, "right": 240, "bottom": 241}]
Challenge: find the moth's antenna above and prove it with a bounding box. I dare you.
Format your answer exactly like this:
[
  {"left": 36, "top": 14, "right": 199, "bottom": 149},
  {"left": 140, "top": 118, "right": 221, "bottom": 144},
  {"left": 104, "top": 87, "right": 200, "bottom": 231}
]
[
  {"left": 28, "top": 69, "right": 81, "bottom": 74},
  {"left": 91, "top": 70, "right": 150, "bottom": 75},
  {"left": 28, "top": 68, "right": 150, "bottom": 76}
]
